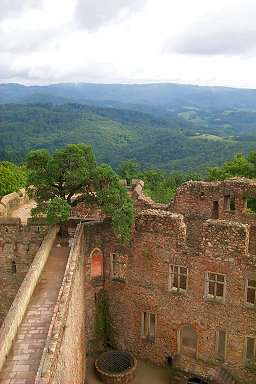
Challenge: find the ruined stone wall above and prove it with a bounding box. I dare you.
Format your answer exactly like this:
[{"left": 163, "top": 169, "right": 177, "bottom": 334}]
[
  {"left": 0, "top": 218, "right": 48, "bottom": 322},
  {"left": 169, "top": 178, "right": 256, "bottom": 223},
  {"left": 36, "top": 223, "right": 86, "bottom": 384},
  {"left": 83, "top": 205, "right": 255, "bottom": 383},
  {"left": 198, "top": 219, "right": 255, "bottom": 383},
  {"left": 83, "top": 220, "right": 106, "bottom": 352},
  {"left": 0, "top": 226, "right": 58, "bottom": 372}
]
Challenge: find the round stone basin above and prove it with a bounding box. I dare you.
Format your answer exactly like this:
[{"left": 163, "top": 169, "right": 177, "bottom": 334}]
[{"left": 95, "top": 350, "right": 137, "bottom": 384}]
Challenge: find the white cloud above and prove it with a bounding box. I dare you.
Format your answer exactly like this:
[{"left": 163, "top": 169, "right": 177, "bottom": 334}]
[
  {"left": 0, "top": 0, "right": 40, "bottom": 21},
  {"left": 74, "top": 0, "right": 148, "bottom": 30},
  {"left": 1, "top": 0, "right": 256, "bottom": 88},
  {"left": 164, "top": 1, "right": 256, "bottom": 56}
]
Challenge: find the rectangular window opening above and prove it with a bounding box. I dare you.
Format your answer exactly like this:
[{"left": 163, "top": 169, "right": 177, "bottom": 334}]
[
  {"left": 216, "top": 330, "right": 226, "bottom": 361},
  {"left": 245, "top": 279, "right": 256, "bottom": 308},
  {"left": 111, "top": 253, "right": 127, "bottom": 281},
  {"left": 141, "top": 312, "right": 156, "bottom": 341},
  {"left": 245, "top": 337, "right": 256, "bottom": 366},
  {"left": 11, "top": 260, "right": 17, "bottom": 274},
  {"left": 246, "top": 198, "right": 256, "bottom": 214},
  {"left": 169, "top": 264, "right": 188, "bottom": 294},
  {"left": 224, "top": 195, "right": 235, "bottom": 212},
  {"left": 206, "top": 272, "right": 226, "bottom": 303}
]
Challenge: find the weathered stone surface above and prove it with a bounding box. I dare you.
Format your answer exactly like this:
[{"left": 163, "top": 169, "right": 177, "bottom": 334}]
[{"left": 0, "top": 178, "right": 256, "bottom": 384}]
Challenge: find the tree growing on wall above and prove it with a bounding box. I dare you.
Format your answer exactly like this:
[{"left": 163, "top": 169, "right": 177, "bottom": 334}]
[{"left": 26, "top": 143, "right": 134, "bottom": 242}]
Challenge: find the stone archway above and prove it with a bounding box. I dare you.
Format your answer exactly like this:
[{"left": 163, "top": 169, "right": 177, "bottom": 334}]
[
  {"left": 90, "top": 248, "right": 103, "bottom": 278},
  {"left": 178, "top": 325, "right": 197, "bottom": 358}
]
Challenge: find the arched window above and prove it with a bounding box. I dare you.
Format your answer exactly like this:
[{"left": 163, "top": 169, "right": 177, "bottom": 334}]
[
  {"left": 178, "top": 325, "right": 197, "bottom": 358},
  {"left": 90, "top": 248, "right": 103, "bottom": 278}
]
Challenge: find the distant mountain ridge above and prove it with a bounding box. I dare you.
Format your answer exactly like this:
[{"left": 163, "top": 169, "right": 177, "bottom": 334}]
[{"left": 1, "top": 82, "right": 256, "bottom": 110}]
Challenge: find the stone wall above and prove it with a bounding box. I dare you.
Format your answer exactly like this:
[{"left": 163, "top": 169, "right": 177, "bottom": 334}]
[
  {"left": 0, "top": 189, "right": 29, "bottom": 218},
  {"left": 84, "top": 220, "right": 106, "bottom": 352},
  {"left": 0, "top": 218, "right": 48, "bottom": 322},
  {"left": 0, "top": 178, "right": 255, "bottom": 383},
  {"left": 35, "top": 223, "right": 86, "bottom": 384},
  {"left": 0, "top": 225, "right": 58, "bottom": 372},
  {"left": 83, "top": 178, "right": 256, "bottom": 384}
]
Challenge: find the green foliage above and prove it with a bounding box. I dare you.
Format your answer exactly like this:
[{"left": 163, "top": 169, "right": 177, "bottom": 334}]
[
  {"left": 207, "top": 151, "right": 256, "bottom": 181},
  {"left": 2, "top": 103, "right": 256, "bottom": 175},
  {"left": 46, "top": 198, "right": 71, "bottom": 226},
  {"left": 139, "top": 169, "right": 202, "bottom": 204},
  {"left": 95, "top": 164, "right": 134, "bottom": 243},
  {"left": 118, "top": 160, "right": 203, "bottom": 204},
  {"left": 26, "top": 144, "right": 134, "bottom": 242},
  {"left": 0, "top": 161, "right": 28, "bottom": 197},
  {"left": 96, "top": 291, "right": 114, "bottom": 349},
  {"left": 142, "top": 249, "right": 153, "bottom": 260},
  {"left": 117, "top": 158, "right": 140, "bottom": 184}
]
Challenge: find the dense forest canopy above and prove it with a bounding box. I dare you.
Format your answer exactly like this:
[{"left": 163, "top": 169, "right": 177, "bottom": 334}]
[{"left": 1, "top": 102, "right": 256, "bottom": 174}]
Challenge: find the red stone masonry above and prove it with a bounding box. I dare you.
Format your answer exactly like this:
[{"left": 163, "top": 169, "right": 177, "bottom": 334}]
[{"left": 84, "top": 178, "right": 256, "bottom": 384}]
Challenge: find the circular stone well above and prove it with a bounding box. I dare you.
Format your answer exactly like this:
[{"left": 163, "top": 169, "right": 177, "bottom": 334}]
[{"left": 95, "top": 350, "right": 137, "bottom": 384}]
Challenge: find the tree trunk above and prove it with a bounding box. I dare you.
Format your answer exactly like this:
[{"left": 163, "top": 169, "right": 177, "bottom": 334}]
[{"left": 58, "top": 221, "right": 69, "bottom": 237}]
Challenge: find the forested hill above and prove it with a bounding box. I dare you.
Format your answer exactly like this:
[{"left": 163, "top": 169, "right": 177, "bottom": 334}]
[
  {"left": 1, "top": 103, "right": 256, "bottom": 173},
  {"left": 2, "top": 82, "right": 256, "bottom": 110}
]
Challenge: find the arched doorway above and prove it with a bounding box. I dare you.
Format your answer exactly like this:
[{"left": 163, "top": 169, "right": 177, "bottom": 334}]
[
  {"left": 90, "top": 248, "right": 103, "bottom": 278},
  {"left": 178, "top": 325, "right": 197, "bottom": 358}
]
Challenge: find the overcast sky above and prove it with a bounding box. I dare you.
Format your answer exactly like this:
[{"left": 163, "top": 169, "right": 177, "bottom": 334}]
[{"left": 1, "top": 0, "right": 256, "bottom": 88}]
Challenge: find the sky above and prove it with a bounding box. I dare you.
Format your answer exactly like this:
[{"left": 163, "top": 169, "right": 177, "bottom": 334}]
[{"left": 1, "top": 0, "right": 256, "bottom": 88}]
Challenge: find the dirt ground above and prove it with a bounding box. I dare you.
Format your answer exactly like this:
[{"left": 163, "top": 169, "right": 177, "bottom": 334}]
[{"left": 85, "top": 358, "right": 191, "bottom": 384}]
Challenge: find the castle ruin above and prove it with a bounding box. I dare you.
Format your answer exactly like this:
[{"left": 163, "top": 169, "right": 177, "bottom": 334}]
[{"left": 0, "top": 178, "right": 255, "bottom": 384}]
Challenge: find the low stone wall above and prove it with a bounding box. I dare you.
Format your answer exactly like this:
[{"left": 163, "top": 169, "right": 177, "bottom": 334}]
[
  {"left": 0, "top": 225, "right": 59, "bottom": 371},
  {"left": 35, "top": 223, "right": 86, "bottom": 384},
  {"left": 0, "top": 189, "right": 29, "bottom": 218}
]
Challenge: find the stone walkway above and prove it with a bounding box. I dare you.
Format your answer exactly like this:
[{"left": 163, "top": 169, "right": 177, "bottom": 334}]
[{"left": 0, "top": 240, "right": 70, "bottom": 384}]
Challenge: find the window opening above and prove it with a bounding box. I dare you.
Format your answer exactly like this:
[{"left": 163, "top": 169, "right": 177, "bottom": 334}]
[
  {"left": 245, "top": 279, "right": 256, "bottom": 308},
  {"left": 169, "top": 265, "right": 188, "bottom": 293},
  {"left": 216, "top": 330, "right": 226, "bottom": 361},
  {"left": 205, "top": 272, "right": 226, "bottom": 302},
  {"left": 179, "top": 325, "right": 197, "bottom": 358},
  {"left": 224, "top": 195, "right": 235, "bottom": 211},
  {"left": 11, "top": 260, "right": 17, "bottom": 274},
  {"left": 245, "top": 337, "right": 256, "bottom": 365},
  {"left": 111, "top": 253, "right": 127, "bottom": 280},
  {"left": 90, "top": 249, "right": 103, "bottom": 278},
  {"left": 141, "top": 312, "right": 156, "bottom": 341},
  {"left": 211, "top": 201, "right": 219, "bottom": 219},
  {"left": 246, "top": 198, "right": 256, "bottom": 213}
]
